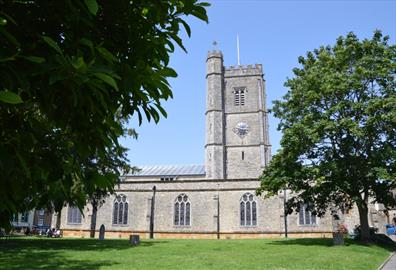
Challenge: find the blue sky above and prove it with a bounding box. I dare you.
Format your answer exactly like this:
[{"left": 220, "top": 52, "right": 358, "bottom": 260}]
[{"left": 120, "top": 0, "right": 396, "bottom": 166}]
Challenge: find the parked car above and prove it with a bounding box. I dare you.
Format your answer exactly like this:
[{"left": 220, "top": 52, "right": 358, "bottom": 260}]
[{"left": 385, "top": 224, "right": 396, "bottom": 235}]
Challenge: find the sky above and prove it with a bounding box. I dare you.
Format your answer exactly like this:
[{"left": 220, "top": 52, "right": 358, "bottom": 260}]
[{"left": 119, "top": 0, "right": 396, "bottom": 166}]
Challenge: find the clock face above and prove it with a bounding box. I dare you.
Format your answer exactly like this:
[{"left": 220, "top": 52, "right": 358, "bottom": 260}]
[{"left": 234, "top": 122, "right": 250, "bottom": 138}]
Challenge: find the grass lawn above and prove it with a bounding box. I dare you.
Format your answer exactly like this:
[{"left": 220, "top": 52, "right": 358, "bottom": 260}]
[{"left": 0, "top": 237, "right": 394, "bottom": 270}]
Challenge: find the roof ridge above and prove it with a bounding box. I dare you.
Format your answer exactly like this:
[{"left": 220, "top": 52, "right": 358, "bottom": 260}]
[
  {"left": 137, "top": 164, "right": 204, "bottom": 167},
  {"left": 126, "top": 164, "right": 205, "bottom": 177}
]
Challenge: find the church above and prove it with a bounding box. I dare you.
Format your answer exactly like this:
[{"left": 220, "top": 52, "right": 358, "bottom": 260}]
[{"left": 56, "top": 51, "right": 389, "bottom": 239}]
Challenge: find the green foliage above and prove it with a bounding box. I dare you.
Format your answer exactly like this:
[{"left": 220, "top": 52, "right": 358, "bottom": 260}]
[
  {"left": 258, "top": 31, "right": 396, "bottom": 240},
  {"left": 0, "top": 0, "right": 208, "bottom": 230},
  {"left": 0, "top": 90, "right": 22, "bottom": 104},
  {"left": 84, "top": 0, "right": 99, "bottom": 15}
]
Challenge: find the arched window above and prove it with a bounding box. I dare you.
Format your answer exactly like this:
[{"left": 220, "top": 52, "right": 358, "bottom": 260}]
[
  {"left": 240, "top": 193, "right": 257, "bottom": 226},
  {"left": 113, "top": 194, "right": 128, "bottom": 225},
  {"left": 67, "top": 206, "right": 82, "bottom": 224},
  {"left": 299, "top": 203, "right": 316, "bottom": 225},
  {"left": 174, "top": 194, "right": 191, "bottom": 226}
]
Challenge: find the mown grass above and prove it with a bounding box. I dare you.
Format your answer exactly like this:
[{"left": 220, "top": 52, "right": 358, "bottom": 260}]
[{"left": 0, "top": 237, "right": 394, "bottom": 269}]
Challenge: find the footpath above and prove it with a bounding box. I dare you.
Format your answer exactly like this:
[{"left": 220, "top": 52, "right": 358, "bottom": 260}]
[{"left": 379, "top": 252, "right": 396, "bottom": 270}]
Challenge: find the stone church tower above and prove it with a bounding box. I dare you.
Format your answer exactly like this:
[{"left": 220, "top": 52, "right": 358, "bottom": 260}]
[
  {"left": 57, "top": 50, "right": 369, "bottom": 240},
  {"left": 205, "top": 51, "right": 271, "bottom": 179}
]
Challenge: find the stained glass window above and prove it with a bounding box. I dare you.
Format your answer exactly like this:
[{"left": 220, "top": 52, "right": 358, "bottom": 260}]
[
  {"left": 113, "top": 194, "right": 128, "bottom": 225},
  {"left": 118, "top": 202, "right": 123, "bottom": 224},
  {"left": 174, "top": 194, "right": 191, "bottom": 226},
  {"left": 252, "top": 201, "right": 257, "bottom": 226},
  {"left": 113, "top": 202, "right": 119, "bottom": 224},
  {"left": 174, "top": 202, "right": 179, "bottom": 225},
  {"left": 186, "top": 202, "right": 191, "bottom": 225},
  {"left": 123, "top": 203, "right": 128, "bottom": 225},
  {"left": 246, "top": 201, "right": 251, "bottom": 226},
  {"left": 298, "top": 203, "right": 317, "bottom": 225},
  {"left": 240, "top": 193, "right": 257, "bottom": 226},
  {"left": 67, "top": 206, "right": 82, "bottom": 224},
  {"left": 240, "top": 202, "right": 245, "bottom": 226}
]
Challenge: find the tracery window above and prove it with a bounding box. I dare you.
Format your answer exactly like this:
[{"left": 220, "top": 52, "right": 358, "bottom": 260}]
[
  {"left": 67, "top": 206, "right": 82, "bottom": 224},
  {"left": 174, "top": 194, "right": 191, "bottom": 226},
  {"left": 240, "top": 193, "right": 257, "bottom": 226},
  {"left": 113, "top": 194, "right": 128, "bottom": 225},
  {"left": 298, "top": 203, "right": 317, "bottom": 225},
  {"left": 234, "top": 87, "right": 246, "bottom": 106}
]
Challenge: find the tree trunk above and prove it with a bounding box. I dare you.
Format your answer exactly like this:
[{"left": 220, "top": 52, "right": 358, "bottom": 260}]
[
  {"left": 55, "top": 210, "right": 62, "bottom": 230},
  {"left": 356, "top": 202, "right": 372, "bottom": 244},
  {"left": 90, "top": 201, "right": 97, "bottom": 238}
]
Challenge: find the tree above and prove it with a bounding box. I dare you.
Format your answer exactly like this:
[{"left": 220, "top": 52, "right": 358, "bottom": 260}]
[
  {"left": 87, "top": 130, "right": 138, "bottom": 238},
  {"left": 0, "top": 0, "right": 209, "bottom": 230},
  {"left": 257, "top": 31, "right": 396, "bottom": 243},
  {"left": 88, "top": 189, "right": 108, "bottom": 238}
]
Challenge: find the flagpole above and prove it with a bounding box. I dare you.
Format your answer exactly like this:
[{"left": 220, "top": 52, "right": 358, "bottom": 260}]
[{"left": 237, "top": 34, "right": 240, "bottom": 65}]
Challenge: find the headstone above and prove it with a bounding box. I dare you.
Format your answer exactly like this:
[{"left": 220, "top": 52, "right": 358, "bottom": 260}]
[
  {"left": 332, "top": 232, "right": 344, "bottom": 246},
  {"left": 99, "top": 224, "right": 105, "bottom": 240},
  {"left": 129, "top": 235, "right": 140, "bottom": 246},
  {"left": 331, "top": 209, "right": 345, "bottom": 246}
]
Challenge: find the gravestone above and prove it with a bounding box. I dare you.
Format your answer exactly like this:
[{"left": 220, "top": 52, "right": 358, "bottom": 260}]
[
  {"left": 99, "top": 224, "right": 105, "bottom": 240},
  {"left": 332, "top": 232, "right": 344, "bottom": 245},
  {"left": 129, "top": 235, "right": 140, "bottom": 246},
  {"left": 331, "top": 210, "right": 345, "bottom": 246}
]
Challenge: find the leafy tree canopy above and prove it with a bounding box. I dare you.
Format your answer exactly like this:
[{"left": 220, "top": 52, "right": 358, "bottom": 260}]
[
  {"left": 0, "top": 0, "right": 208, "bottom": 229},
  {"left": 257, "top": 31, "right": 396, "bottom": 242}
]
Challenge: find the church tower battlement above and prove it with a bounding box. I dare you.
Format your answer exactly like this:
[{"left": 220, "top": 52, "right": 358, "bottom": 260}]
[{"left": 205, "top": 51, "right": 271, "bottom": 180}]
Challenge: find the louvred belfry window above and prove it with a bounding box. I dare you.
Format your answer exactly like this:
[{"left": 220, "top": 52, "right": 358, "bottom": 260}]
[{"left": 234, "top": 87, "right": 246, "bottom": 106}]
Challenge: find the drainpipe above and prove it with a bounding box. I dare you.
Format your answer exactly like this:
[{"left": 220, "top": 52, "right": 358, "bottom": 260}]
[
  {"left": 213, "top": 194, "right": 220, "bottom": 239},
  {"left": 149, "top": 186, "right": 156, "bottom": 239},
  {"left": 284, "top": 188, "right": 288, "bottom": 238},
  {"left": 217, "top": 195, "right": 220, "bottom": 239}
]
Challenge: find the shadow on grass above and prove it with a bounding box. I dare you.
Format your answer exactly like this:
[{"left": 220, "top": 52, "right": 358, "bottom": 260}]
[
  {"left": 0, "top": 251, "right": 116, "bottom": 270},
  {"left": 0, "top": 238, "right": 169, "bottom": 270},
  {"left": 268, "top": 238, "right": 333, "bottom": 247},
  {"left": 268, "top": 237, "right": 396, "bottom": 252},
  {"left": 1, "top": 237, "right": 169, "bottom": 251}
]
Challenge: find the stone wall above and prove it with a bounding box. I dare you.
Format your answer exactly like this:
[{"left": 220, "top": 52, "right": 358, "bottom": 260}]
[
  {"left": 59, "top": 180, "right": 345, "bottom": 238},
  {"left": 223, "top": 62, "right": 269, "bottom": 179}
]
